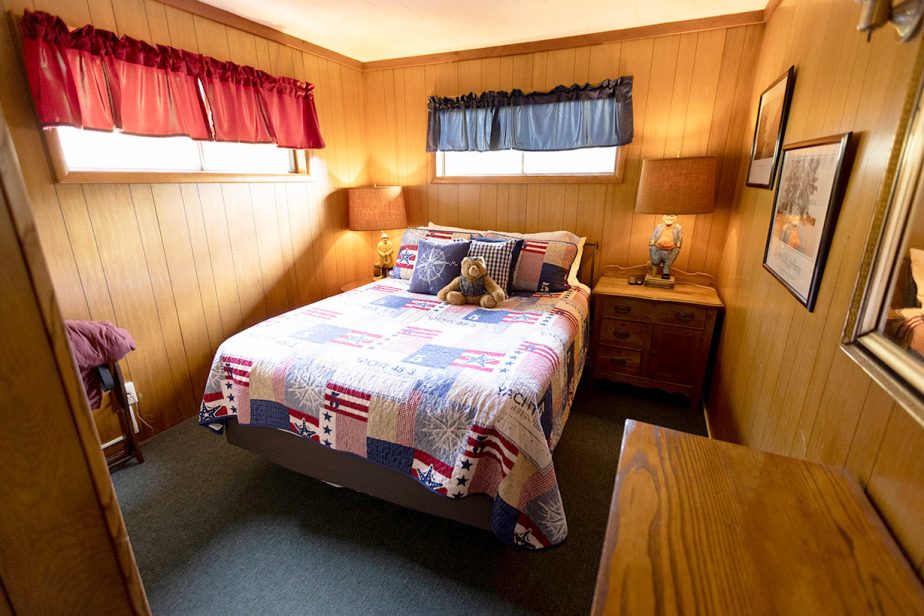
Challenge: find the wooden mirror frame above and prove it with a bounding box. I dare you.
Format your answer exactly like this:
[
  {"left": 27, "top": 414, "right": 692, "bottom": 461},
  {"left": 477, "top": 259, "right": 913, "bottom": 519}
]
[{"left": 842, "top": 40, "right": 924, "bottom": 428}]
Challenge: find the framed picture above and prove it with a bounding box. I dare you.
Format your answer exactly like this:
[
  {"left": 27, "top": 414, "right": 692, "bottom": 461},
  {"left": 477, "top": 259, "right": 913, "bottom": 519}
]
[
  {"left": 762, "top": 133, "right": 854, "bottom": 311},
  {"left": 747, "top": 66, "right": 796, "bottom": 188}
]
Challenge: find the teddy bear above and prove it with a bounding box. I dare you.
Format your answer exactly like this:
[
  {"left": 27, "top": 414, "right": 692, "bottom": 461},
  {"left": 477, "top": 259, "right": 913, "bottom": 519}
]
[{"left": 437, "top": 256, "right": 507, "bottom": 309}]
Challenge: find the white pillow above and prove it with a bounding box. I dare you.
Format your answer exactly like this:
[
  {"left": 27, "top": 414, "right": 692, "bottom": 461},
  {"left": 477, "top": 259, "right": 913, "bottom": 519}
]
[
  {"left": 487, "top": 229, "right": 588, "bottom": 292},
  {"left": 569, "top": 237, "right": 589, "bottom": 293}
]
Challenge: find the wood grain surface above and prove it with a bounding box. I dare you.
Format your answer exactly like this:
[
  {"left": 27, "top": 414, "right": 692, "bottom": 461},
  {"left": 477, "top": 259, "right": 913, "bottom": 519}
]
[
  {"left": 708, "top": 0, "right": 924, "bottom": 575},
  {"left": 0, "top": 92, "right": 149, "bottom": 613},
  {"left": 592, "top": 420, "right": 924, "bottom": 615},
  {"left": 363, "top": 21, "right": 764, "bottom": 282}
]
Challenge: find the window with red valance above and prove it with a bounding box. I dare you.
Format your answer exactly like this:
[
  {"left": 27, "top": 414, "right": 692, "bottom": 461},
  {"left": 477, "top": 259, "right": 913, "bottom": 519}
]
[{"left": 20, "top": 9, "right": 325, "bottom": 150}]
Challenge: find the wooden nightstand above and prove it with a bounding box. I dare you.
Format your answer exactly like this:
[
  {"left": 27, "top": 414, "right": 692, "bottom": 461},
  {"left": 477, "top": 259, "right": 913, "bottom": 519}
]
[
  {"left": 590, "top": 273, "right": 723, "bottom": 411},
  {"left": 340, "top": 278, "right": 377, "bottom": 293},
  {"left": 592, "top": 421, "right": 924, "bottom": 614}
]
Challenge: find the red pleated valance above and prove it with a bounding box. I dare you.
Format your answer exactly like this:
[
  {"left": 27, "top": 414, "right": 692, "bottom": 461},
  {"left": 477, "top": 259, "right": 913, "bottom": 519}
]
[{"left": 20, "top": 10, "right": 325, "bottom": 149}]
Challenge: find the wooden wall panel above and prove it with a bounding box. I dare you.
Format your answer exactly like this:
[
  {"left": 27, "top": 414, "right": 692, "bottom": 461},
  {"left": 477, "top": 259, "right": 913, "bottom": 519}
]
[
  {"left": 0, "top": 74, "right": 148, "bottom": 613},
  {"left": 708, "top": 0, "right": 924, "bottom": 575},
  {"left": 363, "top": 24, "right": 764, "bottom": 280},
  {"left": 0, "top": 0, "right": 370, "bottom": 435}
]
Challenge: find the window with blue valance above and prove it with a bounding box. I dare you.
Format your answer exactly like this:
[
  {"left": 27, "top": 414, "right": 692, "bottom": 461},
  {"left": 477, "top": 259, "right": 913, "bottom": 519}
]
[{"left": 426, "top": 77, "right": 633, "bottom": 152}]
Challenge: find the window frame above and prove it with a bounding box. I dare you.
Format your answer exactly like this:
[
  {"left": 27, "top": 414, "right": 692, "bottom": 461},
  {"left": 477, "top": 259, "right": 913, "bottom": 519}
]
[
  {"left": 43, "top": 127, "right": 313, "bottom": 184},
  {"left": 430, "top": 146, "right": 627, "bottom": 184},
  {"left": 842, "top": 51, "right": 924, "bottom": 427}
]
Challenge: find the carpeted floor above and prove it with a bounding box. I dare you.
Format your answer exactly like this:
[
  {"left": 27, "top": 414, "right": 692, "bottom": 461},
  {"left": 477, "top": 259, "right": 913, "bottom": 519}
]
[{"left": 112, "top": 379, "right": 705, "bottom": 616}]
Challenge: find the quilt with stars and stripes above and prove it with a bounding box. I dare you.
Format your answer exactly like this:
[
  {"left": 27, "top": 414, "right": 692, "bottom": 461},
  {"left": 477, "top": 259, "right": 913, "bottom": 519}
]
[{"left": 199, "top": 279, "right": 589, "bottom": 549}]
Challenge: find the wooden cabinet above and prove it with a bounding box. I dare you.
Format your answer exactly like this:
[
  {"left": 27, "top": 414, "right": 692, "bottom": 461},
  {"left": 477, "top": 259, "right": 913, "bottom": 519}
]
[{"left": 590, "top": 276, "right": 723, "bottom": 410}]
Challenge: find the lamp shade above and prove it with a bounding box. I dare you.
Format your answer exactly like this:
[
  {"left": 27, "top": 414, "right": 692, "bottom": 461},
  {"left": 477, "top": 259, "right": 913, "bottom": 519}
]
[
  {"left": 348, "top": 186, "right": 407, "bottom": 231},
  {"left": 635, "top": 156, "right": 717, "bottom": 215}
]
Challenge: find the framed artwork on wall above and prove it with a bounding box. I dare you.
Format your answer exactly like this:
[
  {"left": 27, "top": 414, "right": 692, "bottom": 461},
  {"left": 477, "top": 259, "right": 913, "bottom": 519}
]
[
  {"left": 746, "top": 66, "right": 796, "bottom": 188},
  {"left": 762, "top": 133, "right": 854, "bottom": 312}
]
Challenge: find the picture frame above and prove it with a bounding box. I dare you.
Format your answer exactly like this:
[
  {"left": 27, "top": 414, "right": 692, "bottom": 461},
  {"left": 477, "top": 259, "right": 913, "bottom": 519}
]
[
  {"left": 762, "top": 133, "right": 854, "bottom": 312},
  {"left": 746, "top": 66, "right": 796, "bottom": 189},
  {"left": 842, "top": 50, "right": 924, "bottom": 424}
]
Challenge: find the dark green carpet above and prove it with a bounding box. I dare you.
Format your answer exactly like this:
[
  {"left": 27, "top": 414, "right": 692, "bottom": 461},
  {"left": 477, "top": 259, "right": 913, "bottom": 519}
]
[{"left": 112, "top": 380, "right": 705, "bottom": 615}]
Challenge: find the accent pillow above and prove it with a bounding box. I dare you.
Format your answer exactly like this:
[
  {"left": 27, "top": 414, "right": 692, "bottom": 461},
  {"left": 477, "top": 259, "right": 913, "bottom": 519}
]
[
  {"left": 427, "top": 221, "right": 488, "bottom": 235},
  {"left": 488, "top": 232, "right": 578, "bottom": 292},
  {"left": 467, "top": 237, "right": 523, "bottom": 293},
  {"left": 391, "top": 227, "right": 480, "bottom": 280},
  {"left": 408, "top": 239, "right": 471, "bottom": 295}
]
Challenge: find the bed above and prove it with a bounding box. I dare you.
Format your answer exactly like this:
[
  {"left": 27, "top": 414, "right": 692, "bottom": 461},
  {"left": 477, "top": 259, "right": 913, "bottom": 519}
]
[{"left": 200, "top": 259, "right": 591, "bottom": 549}]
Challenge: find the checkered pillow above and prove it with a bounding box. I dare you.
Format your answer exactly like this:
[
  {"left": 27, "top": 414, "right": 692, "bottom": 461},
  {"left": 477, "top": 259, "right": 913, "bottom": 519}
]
[
  {"left": 488, "top": 232, "right": 578, "bottom": 292},
  {"left": 408, "top": 239, "right": 471, "bottom": 295},
  {"left": 467, "top": 238, "right": 522, "bottom": 292},
  {"left": 390, "top": 227, "right": 481, "bottom": 280}
]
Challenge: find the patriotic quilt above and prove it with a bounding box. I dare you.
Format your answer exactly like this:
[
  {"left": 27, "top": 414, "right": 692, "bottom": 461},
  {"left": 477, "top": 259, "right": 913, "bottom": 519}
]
[{"left": 199, "top": 279, "right": 589, "bottom": 549}]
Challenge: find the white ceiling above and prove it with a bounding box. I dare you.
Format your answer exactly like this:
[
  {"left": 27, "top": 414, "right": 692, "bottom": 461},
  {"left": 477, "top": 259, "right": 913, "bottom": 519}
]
[{"left": 200, "top": 0, "right": 768, "bottom": 62}]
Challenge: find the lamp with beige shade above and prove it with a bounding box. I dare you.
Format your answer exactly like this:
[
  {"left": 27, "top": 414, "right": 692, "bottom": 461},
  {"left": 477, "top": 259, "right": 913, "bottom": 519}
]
[
  {"left": 635, "top": 156, "right": 717, "bottom": 288},
  {"left": 348, "top": 186, "right": 407, "bottom": 278}
]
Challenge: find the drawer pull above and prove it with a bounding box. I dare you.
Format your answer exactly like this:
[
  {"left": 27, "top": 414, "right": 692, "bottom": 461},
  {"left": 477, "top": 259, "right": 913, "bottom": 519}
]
[
  {"left": 674, "top": 311, "right": 695, "bottom": 322},
  {"left": 612, "top": 330, "right": 631, "bottom": 339},
  {"left": 609, "top": 358, "right": 628, "bottom": 367},
  {"left": 613, "top": 305, "right": 631, "bottom": 315}
]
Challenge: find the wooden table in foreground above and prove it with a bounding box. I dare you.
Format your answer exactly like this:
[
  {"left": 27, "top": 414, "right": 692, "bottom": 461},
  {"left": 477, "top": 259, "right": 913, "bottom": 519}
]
[{"left": 592, "top": 420, "right": 924, "bottom": 615}]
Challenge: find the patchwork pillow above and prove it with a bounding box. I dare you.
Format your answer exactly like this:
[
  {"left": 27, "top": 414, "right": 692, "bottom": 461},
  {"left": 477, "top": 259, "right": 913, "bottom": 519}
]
[
  {"left": 467, "top": 237, "right": 523, "bottom": 293},
  {"left": 408, "top": 239, "right": 471, "bottom": 295},
  {"left": 391, "top": 227, "right": 480, "bottom": 280},
  {"left": 488, "top": 232, "right": 578, "bottom": 292}
]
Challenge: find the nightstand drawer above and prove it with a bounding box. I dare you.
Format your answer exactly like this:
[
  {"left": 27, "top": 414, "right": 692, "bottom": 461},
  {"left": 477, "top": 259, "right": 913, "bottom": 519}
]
[
  {"left": 650, "top": 302, "right": 709, "bottom": 329},
  {"left": 596, "top": 345, "right": 642, "bottom": 375},
  {"left": 599, "top": 318, "right": 648, "bottom": 350},
  {"left": 597, "top": 296, "right": 709, "bottom": 329}
]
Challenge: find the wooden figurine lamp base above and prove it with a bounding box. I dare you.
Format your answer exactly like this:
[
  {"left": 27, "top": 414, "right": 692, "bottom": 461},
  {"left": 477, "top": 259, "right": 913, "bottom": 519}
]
[
  {"left": 635, "top": 156, "right": 717, "bottom": 289},
  {"left": 348, "top": 185, "right": 408, "bottom": 279}
]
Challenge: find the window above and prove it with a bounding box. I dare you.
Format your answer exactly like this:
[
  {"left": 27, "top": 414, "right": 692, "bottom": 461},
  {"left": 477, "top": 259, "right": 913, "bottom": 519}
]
[
  {"left": 434, "top": 146, "right": 625, "bottom": 183},
  {"left": 47, "top": 127, "right": 309, "bottom": 182}
]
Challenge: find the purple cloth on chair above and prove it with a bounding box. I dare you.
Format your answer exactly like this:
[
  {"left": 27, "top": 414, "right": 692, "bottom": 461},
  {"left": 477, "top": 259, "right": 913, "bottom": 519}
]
[{"left": 64, "top": 320, "right": 136, "bottom": 409}]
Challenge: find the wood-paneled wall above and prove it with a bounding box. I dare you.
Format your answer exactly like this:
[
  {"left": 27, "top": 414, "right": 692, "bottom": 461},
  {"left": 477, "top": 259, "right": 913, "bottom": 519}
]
[
  {"left": 363, "top": 23, "right": 764, "bottom": 279},
  {"left": 709, "top": 0, "right": 924, "bottom": 575},
  {"left": 0, "top": 0, "right": 371, "bottom": 434}
]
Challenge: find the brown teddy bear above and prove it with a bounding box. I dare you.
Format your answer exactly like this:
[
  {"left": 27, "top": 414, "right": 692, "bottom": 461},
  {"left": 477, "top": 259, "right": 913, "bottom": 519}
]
[{"left": 437, "top": 256, "right": 507, "bottom": 308}]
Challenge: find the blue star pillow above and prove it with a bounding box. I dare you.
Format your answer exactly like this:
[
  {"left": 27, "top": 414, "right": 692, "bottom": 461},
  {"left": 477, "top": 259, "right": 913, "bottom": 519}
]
[{"left": 408, "top": 239, "right": 471, "bottom": 295}]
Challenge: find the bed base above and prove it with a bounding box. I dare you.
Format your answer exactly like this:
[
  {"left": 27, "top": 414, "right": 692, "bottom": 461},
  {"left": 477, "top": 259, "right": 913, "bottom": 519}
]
[{"left": 225, "top": 418, "right": 494, "bottom": 531}]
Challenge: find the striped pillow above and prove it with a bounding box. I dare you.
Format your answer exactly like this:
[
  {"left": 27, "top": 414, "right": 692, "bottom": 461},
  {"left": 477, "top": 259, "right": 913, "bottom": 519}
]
[
  {"left": 467, "top": 238, "right": 522, "bottom": 293},
  {"left": 390, "top": 227, "right": 480, "bottom": 280},
  {"left": 488, "top": 232, "right": 578, "bottom": 292}
]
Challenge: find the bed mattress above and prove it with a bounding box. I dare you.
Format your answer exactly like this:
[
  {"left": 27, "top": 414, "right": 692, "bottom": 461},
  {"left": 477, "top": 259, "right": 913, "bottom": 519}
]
[{"left": 199, "top": 279, "right": 589, "bottom": 548}]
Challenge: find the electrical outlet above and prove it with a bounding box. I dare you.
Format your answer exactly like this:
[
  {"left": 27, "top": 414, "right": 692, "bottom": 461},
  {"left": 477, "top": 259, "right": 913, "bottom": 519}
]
[{"left": 124, "top": 381, "right": 139, "bottom": 406}]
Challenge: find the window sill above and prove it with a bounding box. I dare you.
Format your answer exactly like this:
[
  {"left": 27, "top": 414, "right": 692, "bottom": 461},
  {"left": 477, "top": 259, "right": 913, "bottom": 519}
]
[
  {"left": 54, "top": 170, "right": 314, "bottom": 184},
  {"left": 43, "top": 127, "right": 313, "bottom": 184}
]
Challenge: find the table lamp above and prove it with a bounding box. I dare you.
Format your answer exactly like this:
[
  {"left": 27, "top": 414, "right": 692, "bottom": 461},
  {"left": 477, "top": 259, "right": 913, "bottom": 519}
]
[
  {"left": 348, "top": 186, "right": 408, "bottom": 278},
  {"left": 635, "top": 156, "right": 717, "bottom": 288}
]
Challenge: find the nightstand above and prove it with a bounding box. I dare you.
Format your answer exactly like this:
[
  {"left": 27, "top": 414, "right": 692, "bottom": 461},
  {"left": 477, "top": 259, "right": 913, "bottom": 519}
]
[{"left": 590, "top": 274, "right": 723, "bottom": 411}]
